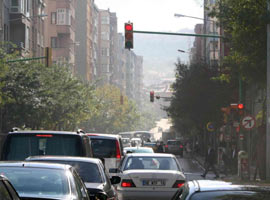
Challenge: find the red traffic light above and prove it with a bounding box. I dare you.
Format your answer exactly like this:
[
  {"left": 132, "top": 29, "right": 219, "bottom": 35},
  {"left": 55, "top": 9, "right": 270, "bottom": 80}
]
[
  {"left": 238, "top": 103, "right": 244, "bottom": 110},
  {"left": 125, "top": 24, "right": 133, "bottom": 31}
]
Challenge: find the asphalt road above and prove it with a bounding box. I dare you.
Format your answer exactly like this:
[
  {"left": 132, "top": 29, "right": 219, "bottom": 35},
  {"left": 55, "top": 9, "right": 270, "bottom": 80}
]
[{"left": 176, "top": 154, "right": 217, "bottom": 181}]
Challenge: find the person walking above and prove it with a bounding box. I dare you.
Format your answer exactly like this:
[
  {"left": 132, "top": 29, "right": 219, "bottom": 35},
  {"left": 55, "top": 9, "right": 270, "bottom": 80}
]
[
  {"left": 201, "top": 146, "right": 219, "bottom": 178},
  {"left": 219, "top": 148, "right": 230, "bottom": 176}
]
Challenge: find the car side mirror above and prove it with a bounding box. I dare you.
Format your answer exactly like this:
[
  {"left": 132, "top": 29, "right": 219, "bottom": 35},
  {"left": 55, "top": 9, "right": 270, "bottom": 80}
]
[
  {"left": 110, "top": 176, "right": 121, "bottom": 185},
  {"left": 109, "top": 168, "right": 120, "bottom": 173}
]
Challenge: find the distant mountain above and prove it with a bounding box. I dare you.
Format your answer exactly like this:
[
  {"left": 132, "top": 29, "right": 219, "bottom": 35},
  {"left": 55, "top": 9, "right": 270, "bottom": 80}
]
[{"left": 133, "top": 28, "right": 194, "bottom": 86}]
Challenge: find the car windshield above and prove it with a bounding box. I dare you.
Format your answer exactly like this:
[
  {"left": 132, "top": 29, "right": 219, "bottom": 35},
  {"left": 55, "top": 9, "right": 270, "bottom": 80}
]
[
  {"left": 167, "top": 140, "right": 182, "bottom": 145},
  {"left": 124, "top": 156, "right": 179, "bottom": 171},
  {"left": 0, "top": 167, "right": 70, "bottom": 198},
  {"left": 91, "top": 138, "right": 116, "bottom": 158},
  {"left": 4, "top": 134, "right": 82, "bottom": 160},
  {"left": 35, "top": 160, "right": 103, "bottom": 183},
  {"left": 189, "top": 191, "right": 270, "bottom": 200}
]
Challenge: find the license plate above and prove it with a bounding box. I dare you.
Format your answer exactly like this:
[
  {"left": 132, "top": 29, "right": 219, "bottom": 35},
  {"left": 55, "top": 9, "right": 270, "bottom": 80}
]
[{"left": 142, "top": 179, "right": 165, "bottom": 186}]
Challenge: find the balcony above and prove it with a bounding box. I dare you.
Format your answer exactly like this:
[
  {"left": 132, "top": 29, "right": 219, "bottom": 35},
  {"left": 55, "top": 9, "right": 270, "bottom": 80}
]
[{"left": 56, "top": 25, "right": 73, "bottom": 34}]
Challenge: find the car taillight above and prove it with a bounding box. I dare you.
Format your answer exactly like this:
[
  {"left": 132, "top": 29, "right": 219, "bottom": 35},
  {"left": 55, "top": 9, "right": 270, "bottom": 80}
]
[
  {"left": 116, "top": 140, "right": 121, "bottom": 159},
  {"left": 172, "top": 180, "right": 185, "bottom": 188},
  {"left": 121, "top": 179, "right": 136, "bottom": 187},
  {"left": 165, "top": 145, "right": 168, "bottom": 148},
  {"left": 180, "top": 145, "right": 183, "bottom": 148},
  {"left": 36, "top": 134, "right": 53, "bottom": 138}
]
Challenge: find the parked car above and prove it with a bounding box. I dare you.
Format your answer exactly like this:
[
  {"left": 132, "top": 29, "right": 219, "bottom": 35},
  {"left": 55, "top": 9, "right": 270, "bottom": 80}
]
[
  {"left": 26, "top": 156, "right": 121, "bottom": 200},
  {"left": 87, "top": 133, "right": 123, "bottom": 175},
  {"left": 171, "top": 180, "right": 270, "bottom": 200},
  {"left": 165, "top": 140, "right": 184, "bottom": 157},
  {"left": 122, "top": 138, "right": 131, "bottom": 148},
  {"left": 1, "top": 129, "right": 93, "bottom": 161},
  {"left": 0, "top": 175, "right": 20, "bottom": 200},
  {"left": 124, "top": 147, "right": 154, "bottom": 154},
  {"left": 0, "top": 161, "right": 90, "bottom": 200},
  {"left": 110, "top": 153, "right": 186, "bottom": 200}
]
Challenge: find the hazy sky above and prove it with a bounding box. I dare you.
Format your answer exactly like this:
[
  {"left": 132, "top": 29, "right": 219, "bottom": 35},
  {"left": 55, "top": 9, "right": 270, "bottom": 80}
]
[{"left": 94, "top": 0, "right": 204, "bottom": 85}]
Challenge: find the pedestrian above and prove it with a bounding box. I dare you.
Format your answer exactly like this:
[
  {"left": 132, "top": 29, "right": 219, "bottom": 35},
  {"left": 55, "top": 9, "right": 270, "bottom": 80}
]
[
  {"left": 219, "top": 148, "right": 230, "bottom": 176},
  {"left": 156, "top": 141, "right": 164, "bottom": 153},
  {"left": 201, "top": 146, "right": 219, "bottom": 178}
]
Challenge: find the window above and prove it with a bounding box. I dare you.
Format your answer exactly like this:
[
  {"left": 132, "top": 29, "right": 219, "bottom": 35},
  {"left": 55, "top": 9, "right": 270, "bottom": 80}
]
[
  {"left": 101, "top": 48, "right": 109, "bottom": 56},
  {"left": 11, "top": 0, "right": 19, "bottom": 6},
  {"left": 57, "top": 9, "right": 66, "bottom": 25},
  {"left": 101, "top": 16, "right": 109, "bottom": 24},
  {"left": 57, "top": 9, "right": 71, "bottom": 25},
  {"left": 25, "top": 27, "right": 30, "bottom": 49},
  {"left": 101, "top": 32, "right": 109, "bottom": 40},
  {"left": 51, "top": 12, "right": 57, "bottom": 24}
]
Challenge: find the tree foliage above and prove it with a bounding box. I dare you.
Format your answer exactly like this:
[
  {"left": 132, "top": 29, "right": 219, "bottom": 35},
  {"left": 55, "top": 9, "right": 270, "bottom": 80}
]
[
  {"left": 210, "top": 0, "right": 267, "bottom": 86},
  {"left": 166, "top": 60, "right": 232, "bottom": 136}
]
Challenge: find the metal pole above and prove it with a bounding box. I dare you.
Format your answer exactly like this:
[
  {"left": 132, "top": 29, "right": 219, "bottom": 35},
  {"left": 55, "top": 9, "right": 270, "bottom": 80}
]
[{"left": 266, "top": 0, "right": 270, "bottom": 180}]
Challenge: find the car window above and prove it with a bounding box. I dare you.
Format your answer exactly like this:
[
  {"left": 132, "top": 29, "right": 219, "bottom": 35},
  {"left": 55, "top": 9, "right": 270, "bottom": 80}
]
[
  {"left": 4, "top": 134, "right": 83, "bottom": 160},
  {"left": 167, "top": 141, "right": 181, "bottom": 145},
  {"left": 0, "top": 181, "right": 12, "bottom": 200},
  {"left": 91, "top": 138, "right": 116, "bottom": 158},
  {"left": 190, "top": 191, "right": 270, "bottom": 200},
  {"left": 72, "top": 170, "right": 88, "bottom": 200},
  {"left": 3, "top": 180, "right": 20, "bottom": 200},
  {"left": 124, "top": 157, "right": 179, "bottom": 171},
  {"left": 40, "top": 160, "right": 103, "bottom": 183},
  {"left": 0, "top": 167, "right": 70, "bottom": 198}
]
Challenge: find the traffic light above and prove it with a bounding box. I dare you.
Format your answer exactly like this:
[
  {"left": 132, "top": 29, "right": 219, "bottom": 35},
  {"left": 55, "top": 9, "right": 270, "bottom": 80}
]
[
  {"left": 125, "top": 22, "right": 133, "bottom": 49},
  {"left": 150, "top": 91, "right": 154, "bottom": 102},
  {"left": 238, "top": 103, "right": 244, "bottom": 110},
  {"left": 45, "top": 47, "right": 52, "bottom": 67}
]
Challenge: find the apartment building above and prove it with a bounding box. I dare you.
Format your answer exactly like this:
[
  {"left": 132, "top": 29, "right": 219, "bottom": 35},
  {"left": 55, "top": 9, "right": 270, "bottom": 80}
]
[
  {"left": 91, "top": 3, "right": 99, "bottom": 81},
  {"left": 116, "top": 33, "right": 126, "bottom": 93},
  {"left": 190, "top": 24, "right": 204, "bottom": 64},
  {"left": 97, "top": 9, "right": 111, "bottom": 85},
  {"left": 134, "top": 55, "right": 143, "bottom": 105},
  {"left": 44, "top": 0, "right": 76, "bottom": 73},
  {"left": 75, "top": 0, "right": 94, "bottom": 82},
  {"left": 9, "top": 0, "right": 46, "bottom": 57},
  {"left": 204, "top": 0, "right": 220, "bottom": 66},
  {"left": 109, "top": 12, "right": 118, "bottom": 86}
]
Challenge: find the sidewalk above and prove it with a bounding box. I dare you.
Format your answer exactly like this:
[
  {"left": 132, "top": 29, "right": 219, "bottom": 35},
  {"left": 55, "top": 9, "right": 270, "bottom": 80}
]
[{"left": 191, "top": 152, "right": 270, "bottom": 185}]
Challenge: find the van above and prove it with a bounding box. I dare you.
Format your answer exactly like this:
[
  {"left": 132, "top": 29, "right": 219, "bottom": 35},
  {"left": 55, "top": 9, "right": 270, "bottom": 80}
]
[
  {"left": 1, "top": 130, "right": 93, "bottom": 160},
  {"left": 87, "top": 133, "right": 123, "bottom": 175}
]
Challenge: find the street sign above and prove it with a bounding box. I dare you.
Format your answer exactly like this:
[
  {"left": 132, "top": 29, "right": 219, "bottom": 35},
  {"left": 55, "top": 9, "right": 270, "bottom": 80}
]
[
  {"left": 207, "top": 122, "right": 215, "bottom": 132},
  {"left": 241, "top": 115, "right": 256, "bottom": 130}
]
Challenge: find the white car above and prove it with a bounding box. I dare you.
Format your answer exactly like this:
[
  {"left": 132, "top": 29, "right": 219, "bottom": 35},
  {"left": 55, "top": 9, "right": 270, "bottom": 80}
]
[{"left": 110, "top": 153, "right": 186, "bottom": 200}]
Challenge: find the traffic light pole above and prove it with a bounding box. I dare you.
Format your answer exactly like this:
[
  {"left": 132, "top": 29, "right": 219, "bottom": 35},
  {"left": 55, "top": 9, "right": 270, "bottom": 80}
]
[
  {"left": 266, "top": 0, "right": 270, "bottom": 181},
  {"left": 133, "top": 30, "right": 224, "bottom": 38}
]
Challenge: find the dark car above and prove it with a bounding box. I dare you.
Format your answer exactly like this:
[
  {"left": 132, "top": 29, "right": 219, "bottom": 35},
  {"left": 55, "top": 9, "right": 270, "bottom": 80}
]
[
  {"left": 165, "top": 140, "right": 184, "bottom": 157},
  {"left": 0, "top": 161, "right": 89, "bottom": 200},
  {"left": 87, "top": 133, "right": 124, "bottom": 175},
  {"left": 1, "top": 129, "right": 93, "bottom": 160},
  {"left": 0, "top": 175, "right": 20, "bottom": 200},
  {"left": 172, "top": 180, "right": 270, "bottom": 200},
  {"left": 26, "top": 156, "right": 121, "bottom": 200}
]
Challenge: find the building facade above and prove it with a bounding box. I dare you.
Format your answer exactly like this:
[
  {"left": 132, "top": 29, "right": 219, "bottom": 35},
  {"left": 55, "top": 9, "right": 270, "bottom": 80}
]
[
  {"left": 190, "top": 24, "right": 204, "bottom": 64},
  {"left": 44, "top": 0, "right": 76, "bottom": 72}
]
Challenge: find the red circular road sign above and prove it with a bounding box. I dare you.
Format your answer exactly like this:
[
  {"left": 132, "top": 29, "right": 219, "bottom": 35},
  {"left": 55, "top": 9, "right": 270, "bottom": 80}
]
[{"left": 241, "top": 115, "right": 256, "bottom": 130}]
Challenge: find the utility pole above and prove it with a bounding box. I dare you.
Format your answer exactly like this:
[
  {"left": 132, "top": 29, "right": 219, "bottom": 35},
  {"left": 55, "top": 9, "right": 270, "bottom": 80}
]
[{"left": 266, "top": 0, "right": 270, "bottom": 180}]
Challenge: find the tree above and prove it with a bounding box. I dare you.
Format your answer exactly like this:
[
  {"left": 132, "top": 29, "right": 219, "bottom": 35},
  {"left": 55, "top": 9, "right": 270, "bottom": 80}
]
[
  {"left": 210, "top": 0, "right": 267, "bottom": 86},
  {"left": 166, "top": 60, "right": 232, "bottom": 138}
]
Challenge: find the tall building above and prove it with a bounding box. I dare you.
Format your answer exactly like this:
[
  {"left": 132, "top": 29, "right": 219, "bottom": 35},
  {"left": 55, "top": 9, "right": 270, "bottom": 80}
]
[
  {"left": 204, "top": 0, "right": 220, "bottom": 66},
  {"left": 91, "top": 3, "right": 99, "bottom": 81},
  {"left": 0, "top": 0, "right": 10, "bottom": 42},
  {"left": 75, "top": 0, "right": 94, "bottom": 82},
  {"left": 134, "top": 55, "right": 143, "bottom": 105},
  {"left": 190, "top": 24, "right": 204, "bottom": 64},
  {"left": 97, "top": 9, "right": 111, "bottom": 85},
  {"left": 116, "top": 33, "right": 126, "bottom": 93},
  {"left": 44, "top": 0, "right": 76, "bottom": 72},
  {"left": 9, "top": 0, "right": 46, "bottom": 57},
  {"left": 109, "top": 12, "right": 118, "bottom": 86}
]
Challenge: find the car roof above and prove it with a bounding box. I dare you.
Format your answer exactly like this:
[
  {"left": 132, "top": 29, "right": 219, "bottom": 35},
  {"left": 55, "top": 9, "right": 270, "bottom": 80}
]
[
  {"left": 87, "top": 133, "right": 120, "bottom": 139},
  {"left": 8, "top": 130, "right": 81, "bottom": 136},
  {"left": 26, "top": 156, "right": 102, "bottom": 164},
  {"left": 0, "top": 161, "right": 71, "bottom": 170},
  {"left": 189, "top": 180, "right": 268, "bottom": 193},
  {"left": 125, "top": 153, "right": 175, "bottom": 158}
]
